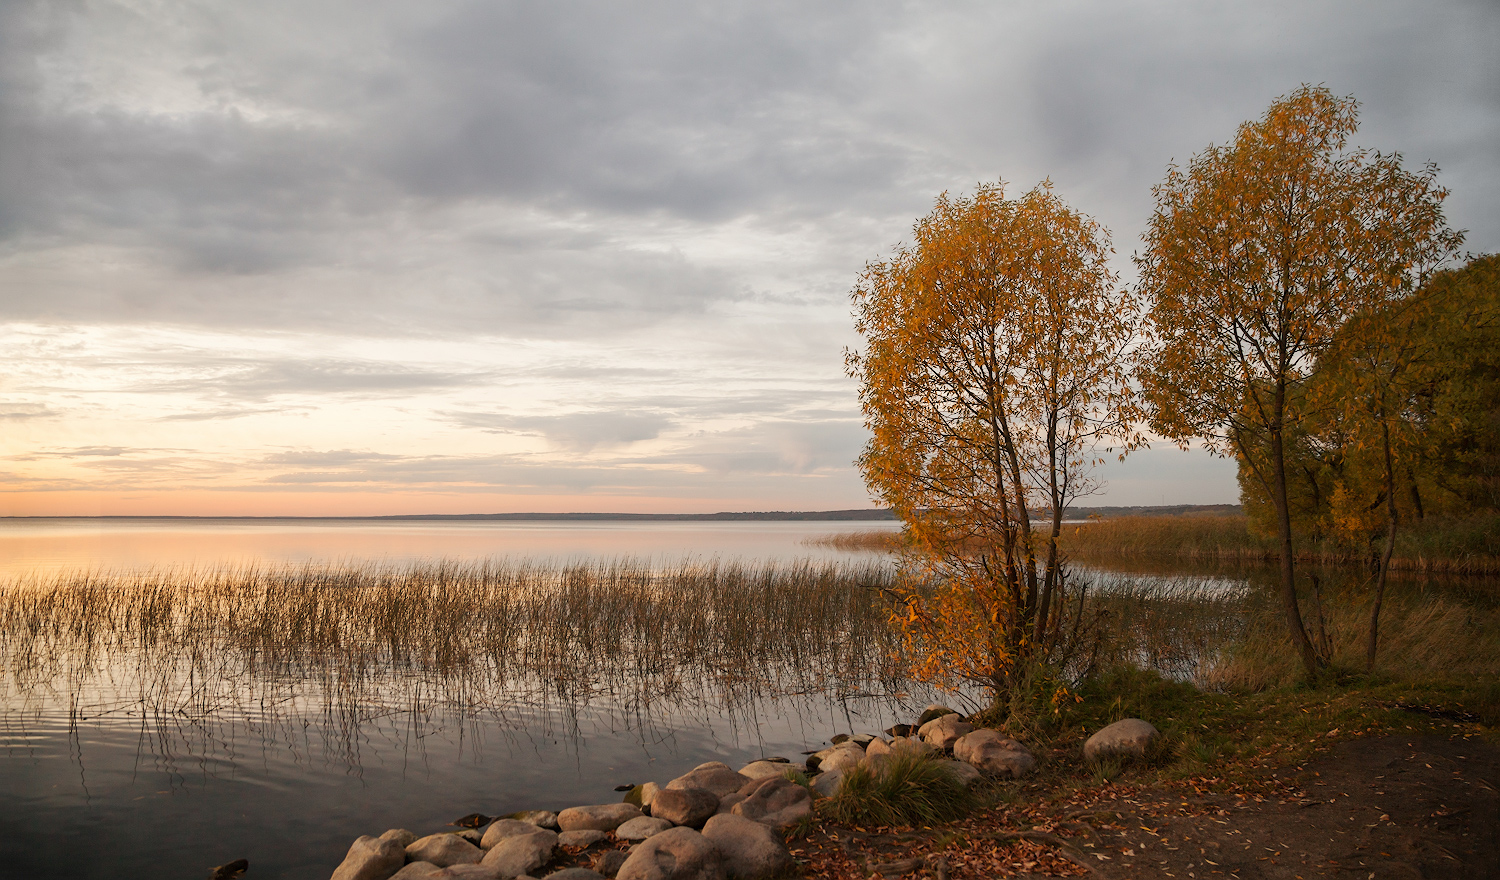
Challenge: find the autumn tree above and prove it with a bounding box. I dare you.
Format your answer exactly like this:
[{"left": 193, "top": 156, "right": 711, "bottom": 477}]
[
  {"left": 847, "top": 181, "right": 1138, "bottom": 704},
  {"left": 1137, "top": 86, "right": 1462, "bottom": 679}
]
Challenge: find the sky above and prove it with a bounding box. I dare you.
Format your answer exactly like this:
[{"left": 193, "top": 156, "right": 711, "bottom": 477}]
[{"left": 0, "top": 1, "right": 1496, "bottom": 516}]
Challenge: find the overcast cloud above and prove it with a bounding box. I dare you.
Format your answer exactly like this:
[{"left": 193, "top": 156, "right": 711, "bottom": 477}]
[{"left": 0, "top": 0, "right": 1495, "bottom": 514}]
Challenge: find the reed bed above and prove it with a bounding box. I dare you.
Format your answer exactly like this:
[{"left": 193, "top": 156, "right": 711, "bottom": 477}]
[{"left": 0, "top": 558, "right": 916, "bottom": 766}]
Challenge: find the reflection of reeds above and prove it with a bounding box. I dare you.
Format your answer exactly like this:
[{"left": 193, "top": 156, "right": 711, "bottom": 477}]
[{"left": 802, "top": 530, "right": 907, "bottom": 553}]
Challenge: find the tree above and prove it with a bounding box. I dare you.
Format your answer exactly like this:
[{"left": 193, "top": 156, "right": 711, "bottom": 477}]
[
  {"left": 847, "top": 181, "right": 1138, "bottom": 702},
  {"left": 1137, "top": 86, "right": 1462, "bottom": 679}
]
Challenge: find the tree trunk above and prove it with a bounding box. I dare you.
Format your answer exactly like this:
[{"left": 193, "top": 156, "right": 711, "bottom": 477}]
[
  {"left": 1368, "top": 421, "right": 1399, "bottom": 672},
  {"left": 1269, "top": 413, "right": 1321, "bottom": 679}
]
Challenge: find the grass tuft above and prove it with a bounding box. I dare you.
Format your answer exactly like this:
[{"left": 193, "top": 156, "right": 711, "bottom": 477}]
[{"left": 816, "top": 751, "right": 979, "bottom": 827}]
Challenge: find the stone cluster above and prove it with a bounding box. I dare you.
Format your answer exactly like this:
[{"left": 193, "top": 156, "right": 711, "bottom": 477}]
[{"left": 327, "top": 708, "right": 1159, "bottom": 880}]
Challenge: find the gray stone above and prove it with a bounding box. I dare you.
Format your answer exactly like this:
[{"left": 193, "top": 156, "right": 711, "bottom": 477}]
[
  {"left": 953, "top": 728, "right": 1035, "bottom": 778},
  {"left": 558, "top": 804, "right": 642, "bottom": 833},
  {"left": 810, "top": 768, "right": 844, "bottom": 798},
  {"left": 481, "top": 828, "right": 558, "bottom": 879},
  {"left": 456, "top": 829, "right": 484, "bottom": 847},
  {"left": 546, "top": 871, "right": 607, "bottom": 880},
  {"left": 887, "top": 735, "right": 934, "bottom": 758},
  {"left": 649, "top": 787, "right": 719, "bottom": 828},
  {"left": 513, "top": 810, "right": 561, "bottom": 831},
  {"left": 916, "top": 704, "right": 958, "bottom": 726},
  {"left": 936, "top": 759, "right": 983, "bottom": 787},
  {"left": 730, "top": 777, "right": 812, "bottom": 831},
  {"left": 716, "top": 793, "right": 747, "bottom": 815},
  {"left": 806, "top": 742, "right": 863, "bottom": 774},
  {"left": 558, "top": 830, "right": 607, "bottom": 848},
  {"left": 917, "top": 714, "right": 973, "bottom": 750},
  {"left": 615, "top": 816, "right": 673, "bottom": 841},
  {"left": 1084, "top": 718, "right": 1160, "bottom": 763},
  {"left": 332, "top": 834, "right": 407, "bottom": 880},
  {"left": 615, "top": 826, "right": 726, "bottom": 880},
  {"left": 664, "top": 762, "right": 752, "bottom": 800},
  {"left": 701, "top": 814, "right": 794, "bottom": 880},
  {"left": 592, "top": 850, "right": 629, "bottom": 877},
  {"left": 390, "top": 863, "right": 443, "bottom": 880},
  {"left": 485, "top": 819, "right": 550, "bottom": 849},
  {"left": 736, "top": 761, "right": 795, "bottom": 781},
  {"left": 849, "top": 734, "right": 877, "bottom": 748},
  {"left": 408, "top": 834, "right": 484, "bottom": 869},
  {"left": 432, "top": 867, "right": 502, "bottom": 880},
  {"left": 381, "top": 829, "right": 419, "bottom": 849}
]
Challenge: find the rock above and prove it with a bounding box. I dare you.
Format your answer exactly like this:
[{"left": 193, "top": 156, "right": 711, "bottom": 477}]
[
  {"left": 716, "top": 793, "right": 747, "bottom": 814},
  {"left": 953, "top": 729, "right": 1036, "bottom": 778},
  {"left": 616, "top": 826, "right": 726, "bottom": 880},
  {"left": 916, "top": 704, "right": 958, "bottom": 727},
  {"left": 640, "top": 782, "right": 662, "bottom": 810},
  {"left": 665, "top": 762, "right": 753, "bottom": 799},
  {"left": 547, "top": 871, "right": 607, "bottom": 880},
  {"left": 863, "top": 738, "right": 891, "bottom": 758},
  {"left": 480, "top": 828, "right": 557, "bottom": 879},
  {"left": 431, "top": 867, "right": 502, "bottom": 879},
  {"left": 558, "top": 830, "right": 607, "bottom": 848},
  {"left": 382, "top": 829, "right": 419, "bottom": 849},
  {"left": 760, "top": 757, "right": 790, "bottom": 764},
  {"left": 936, "top": 759, "right": 982, "bottom": 787},
  {"left": 828, "top": 733, "right": 851, "bottom": 745},
  {"left": 456, "top": 829, "right": 484, "bottom": 847},
  {"left": 810, "top": 768, "right": 844, "bottom": 798},
  {"left": 859, "top": 751, "right": 890, "bottom": 776},
  {"left": 332, "top": 834, "right": 407, "bottom": 880},
  {"left": 887, "top": 736, "right": 935, "bottom": 758},
  {"left": 884, "top": 724, "right": 915, "bottom": 738},
  {"left": 807, "top": 743, "right": 863, "bottom": 774},
  {"left": 512, "top": 810, "right": 561, "bottom": 831},
  {"left": 592, "top": 850, "right": 629, "bottom": 877},
  {"left": 737, "top": 761, "right": 795, "bottom": 781},
  {"left": 849, "top": 734, "right": 877, "bottom": 748},
  {"left": 623, "top": 785, "right": 646, "bottom": 807},
  {"left": 407, "top": 834, "right": 484, "bottom": 868},
  {"left": 390, "top": 863, "right": 443, "bottom": 880},
  {"left": 616, "top": 816, "right": 673, "bottom": 841},
  {"left": 1084, "top": 718, "right": 1160, "bottom": 763},
  {"left": 650, "top": 787, "right": 719, "bottom": 828},
  {"left": 917, "top": 714, "right": 973, "bottom": 750},
  {"left": 558, "top": 804, "right": 642, "bottom": 833},
  {"left": 484, "top": 819, "right": 550, "bottom": 849},
  {"left": 701, "top": 814, "right": 794, "bottom": 880},
  {"left": 730, "top": 777, "right": 812, "bottom": 830}
]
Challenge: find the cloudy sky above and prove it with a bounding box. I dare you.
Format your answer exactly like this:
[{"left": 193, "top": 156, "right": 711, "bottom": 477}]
[{"left": 1, "top": 0, "right": 1495, "bottom": 516}]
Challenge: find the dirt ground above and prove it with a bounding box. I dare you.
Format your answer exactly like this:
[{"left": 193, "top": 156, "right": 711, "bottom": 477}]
[{"left": 790, "top": 733, "right": 1500, "bottom": 880}]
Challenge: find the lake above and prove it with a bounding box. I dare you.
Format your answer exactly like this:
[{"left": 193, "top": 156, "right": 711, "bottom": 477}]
[{"left": 0, "top": 518, "right": 922, "bottom": 880}]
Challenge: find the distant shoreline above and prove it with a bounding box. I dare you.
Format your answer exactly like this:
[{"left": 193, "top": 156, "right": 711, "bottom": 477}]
[{"left": 0, "top": 504, "right": 1240, "bottom": 522}]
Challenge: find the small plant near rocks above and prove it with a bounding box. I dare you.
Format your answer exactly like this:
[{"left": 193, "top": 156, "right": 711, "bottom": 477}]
[{"left": 817, "top": 750, "right": 978, "bottom": 827}]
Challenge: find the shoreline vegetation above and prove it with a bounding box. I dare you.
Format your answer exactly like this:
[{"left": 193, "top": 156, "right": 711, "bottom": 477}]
[{"left": 808, "top": 512, "right": 1500, "bottom": 576}]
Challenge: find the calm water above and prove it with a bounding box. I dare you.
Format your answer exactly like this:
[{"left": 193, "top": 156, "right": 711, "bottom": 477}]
[
  {"left": 0, "top": 517, "right": 901, "bottom": 578},
  {"left": 0, "top": 519, "right": 915, "bottom": 880}
]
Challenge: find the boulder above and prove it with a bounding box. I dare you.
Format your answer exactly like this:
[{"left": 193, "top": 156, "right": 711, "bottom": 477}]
[
  {"left": 650, "top": 787, "right": 719, "bottom": 828},
  {"left": 616, "top": 816, "right": 673, "bottom": 841},
  {"left": 431, "top": 867, "right": 501, "bottom": 880},
  {"left": 616, "top": 826, "right": 726, "bottom": 880},
  {"left": 1084, "top": 718, "right": 1160, "bottom": 762},
  {"left": 455, "top": 829, "right": 483, "bottom": 847},
  {"left": 381, "top": 829, "right": 419, "bottom": 849},
  {"left": 917, "top": 714, "right": 973, "bottom": 750},
  {"left": 390, "top": 863, "right": 443, "bottom": 880},
  {"left": 884, "top": 724, "right": 915, "bottom": 738},
  {"left": 558, "top": 804, "right": 642, "bottom": 833},
  {"left": 737, "top": 761, "right": 795, "bottom": 781},
  {"left": 916, "top": 704, "right": 958, "bottom": 727},
  {"left": 558, "top": 830, "right": 607, "bottom": 848},
  {"left": 862, "top": 738, "right": 891, "bottom": 758},
  {"left": 665, "top": 762, "right": 752, "bottom": 799},
  {"left": 480, "top": 828, "right": 557, "bottom": 879},
  {"left": 849, "top": 734, "right": 877, "bottom": 748},
  {"left": 407, "top": 834, "right": 483, "bottom": 868},
  {"left": 547, "top": 871, "right": 607, "bottom": 880},
  {"left": 936, "top": 759, "right": 982, "bottom": 787},
  {"left": 483, "top": 819, "right": 548, "bottom": 850},
  {"left": 715, "top": 792, "right": 746, "bottom": 814},
  {"left": 730, "top": 777, "right": 812, "bottom": 830},
  {"left": 810, "top": 769, "right": 844, "bottom": 798},
  {"left": 640, "top": 782, "right": 662, "bottom": 810},
  {"left": 859, "top": 751, "right": 890, "bottom": 777},
  {"left": 701, "top": 814, "right": 794, "bottom": 880},
  {"left": 806, "top": 743, "right": 863, "bottom": 774},
  {"left": 953, "top": 729, "right": 1036, "bottom": 778},
  {"left": 512, "top": 810, "right": 560, "bottom": 830},
  {"left": 887, "top": 736, "right": 935, "bottom": 758},
  {"left": 592, "top": 850, "right": 630, "bottom": 877},
  {"left": 332, "top": 834, "right": 407, "bottom": 880}
]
